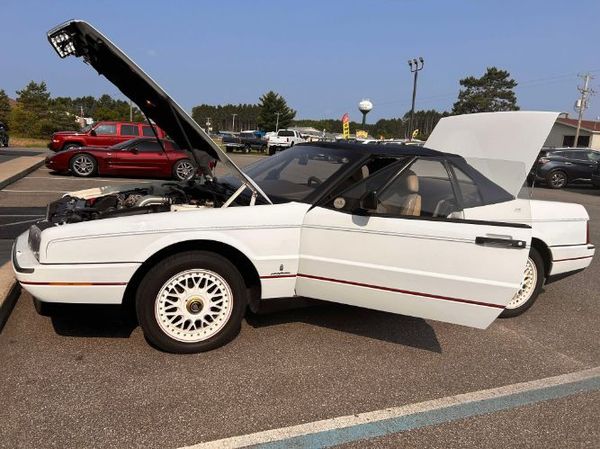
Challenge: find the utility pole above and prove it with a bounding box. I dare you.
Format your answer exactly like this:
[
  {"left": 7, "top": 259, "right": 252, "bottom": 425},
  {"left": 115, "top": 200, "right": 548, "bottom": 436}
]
[
  {"left": 408, "top": 57, "right": 424, "bottom": 140},
  {"left": 129, "top": 100, "right": 133, "bottom": 122},
  {"left": 275, "top": 112, "right": 281, "bottom": 132},
  {"left": 574, "top": 73, "right": 595, "bottom": 147},
  {"left": 232, "top": 113, "right": 237, "bottom": 132}
]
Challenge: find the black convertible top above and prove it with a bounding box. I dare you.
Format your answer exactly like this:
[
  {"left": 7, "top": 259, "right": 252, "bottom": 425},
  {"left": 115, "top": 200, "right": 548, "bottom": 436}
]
[{"left": 298, "top": 141, "right": 456, "bottom": 159}]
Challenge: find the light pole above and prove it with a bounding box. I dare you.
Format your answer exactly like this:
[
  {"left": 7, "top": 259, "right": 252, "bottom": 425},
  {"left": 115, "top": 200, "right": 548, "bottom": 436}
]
[
  {"left": 408, "top": 57, "right": 424, "bottom": 140},
  {"left": 231, "top": 113, "right": 237, "bottom": 132},
  {"left": 275, "top": 112, "right": 281, "bottom": 132}
]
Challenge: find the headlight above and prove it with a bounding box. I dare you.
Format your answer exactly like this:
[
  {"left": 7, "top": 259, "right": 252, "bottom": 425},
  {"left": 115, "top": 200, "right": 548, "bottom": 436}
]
[{"left": 28, "top": 225, "right": 42, "bottom": 260}]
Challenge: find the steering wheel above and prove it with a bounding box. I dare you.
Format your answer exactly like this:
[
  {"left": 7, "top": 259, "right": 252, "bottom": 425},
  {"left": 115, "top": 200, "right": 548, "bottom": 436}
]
[{"left": 307, "top": 176, "right": 322, "bottom": 186}]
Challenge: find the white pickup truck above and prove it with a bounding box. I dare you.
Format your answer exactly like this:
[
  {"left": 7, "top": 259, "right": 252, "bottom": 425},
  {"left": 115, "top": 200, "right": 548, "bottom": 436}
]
[{"left": 267, "top": 129, "right": 305, "bottom": 155}]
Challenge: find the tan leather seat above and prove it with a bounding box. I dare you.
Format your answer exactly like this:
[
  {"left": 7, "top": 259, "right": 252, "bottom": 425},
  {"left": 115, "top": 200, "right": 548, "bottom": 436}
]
[
  {"left": 399, "top": 172, "right": 421, "bottom": 216},
  {"left": 377, "top": 171, "right": 421, "bottom": 216}
]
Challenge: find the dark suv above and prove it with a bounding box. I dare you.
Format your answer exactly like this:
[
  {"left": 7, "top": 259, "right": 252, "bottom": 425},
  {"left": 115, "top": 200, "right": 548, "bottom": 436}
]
[
  {"left": 0, "top": 121, "right": 8, "bottom": 147},
  {"left": 529, "top": 148, "right": 600, "bottom": 189}
]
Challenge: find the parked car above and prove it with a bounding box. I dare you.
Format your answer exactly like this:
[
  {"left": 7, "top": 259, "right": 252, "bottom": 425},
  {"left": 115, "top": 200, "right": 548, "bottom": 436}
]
[
  {"left": 267, "top": 129, "right": 305, "bottom": 155},
  {"left": 222, "top": 130, "right": 267, "bottom": 153},
  {"left": 48, "top": 121, "right": 167, "bottom": 152},
  {"left": 529, "top": 148, "right": 600, "bottom": 189},
  {"left": 15, "top": 20, "right": 594, "bottom": 354},
  {"left": 0, "top": 121, "right": 9, "bottom": 147},
  {"left": 45, "top": 137, "right": 196, "bottom": 181}
]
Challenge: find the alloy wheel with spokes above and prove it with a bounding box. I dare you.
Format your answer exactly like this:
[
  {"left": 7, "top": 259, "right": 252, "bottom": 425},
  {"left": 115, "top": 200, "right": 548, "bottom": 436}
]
[
  {"left": 173, "top": 159, "right": 195, "bottom": 181},
  {"left": 70, "top": 154, "right": 97, "bottom": 177},
  {"left": 155, "top": 269, "right": 233, "bottom": 342},
  {"left": 136, "top": 251, "right": 247, "bottom": 353},
  {"left": 500, "top": 248, "right": 544, "bottom": 318},
  {"left": 548, "top": 171, "right": 567, "bottom": 189},
  {"left": 506, "top": 257, "right": 537, "bottom": 310}
]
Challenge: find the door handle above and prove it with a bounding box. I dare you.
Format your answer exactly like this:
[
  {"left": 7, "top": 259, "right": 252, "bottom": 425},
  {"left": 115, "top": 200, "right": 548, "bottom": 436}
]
[{"left": 475, "top": 236, "right": 527, "bottom": 249}]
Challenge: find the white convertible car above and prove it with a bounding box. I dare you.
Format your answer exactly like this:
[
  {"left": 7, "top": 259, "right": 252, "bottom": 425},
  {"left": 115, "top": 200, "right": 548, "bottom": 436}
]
[{"left": 13, "top": 21, "right": 595, "bottom": 353}]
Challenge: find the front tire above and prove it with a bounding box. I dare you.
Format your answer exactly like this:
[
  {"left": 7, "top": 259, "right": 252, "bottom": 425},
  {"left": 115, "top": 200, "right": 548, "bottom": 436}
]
[
  {"left": 500, "top": 248, "right": 544, "bottom": 318},
  {"left": 62, "top": 143, "right": 81, "bottom": 152},
  {"left": 70, "top": 153, "right": 97, "bottom": 177},
  {"left": 136, "top": 251, "right": 247, "bottom": 353}
]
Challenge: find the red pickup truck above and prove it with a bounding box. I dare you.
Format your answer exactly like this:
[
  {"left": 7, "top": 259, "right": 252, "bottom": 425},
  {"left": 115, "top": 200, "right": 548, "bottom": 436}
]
[{"left": 48, "top": 121, "right": 166, "bottom": 152}]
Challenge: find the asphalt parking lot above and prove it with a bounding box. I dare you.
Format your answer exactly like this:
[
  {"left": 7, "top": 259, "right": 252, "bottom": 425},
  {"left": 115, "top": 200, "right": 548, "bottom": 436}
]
[{"left": 0, "top": 152, "right": 598, "bottom": 448}]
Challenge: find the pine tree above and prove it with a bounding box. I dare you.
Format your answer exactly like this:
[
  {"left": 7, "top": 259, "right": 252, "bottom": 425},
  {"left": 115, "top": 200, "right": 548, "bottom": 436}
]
[
  {"left": 257, "top": 91, "right": 296, "bottom": 131},
  {"left": 452, "top": 67, "right": 519, "bottom": 114},
  {"left": 0, "top": 89, "right": 10, "bottom": 125}
]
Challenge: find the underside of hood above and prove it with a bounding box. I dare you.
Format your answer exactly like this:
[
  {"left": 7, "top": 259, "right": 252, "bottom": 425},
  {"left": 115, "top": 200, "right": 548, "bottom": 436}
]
[{"left": 47, "top": 20, "right": 271, "bottom": 203}]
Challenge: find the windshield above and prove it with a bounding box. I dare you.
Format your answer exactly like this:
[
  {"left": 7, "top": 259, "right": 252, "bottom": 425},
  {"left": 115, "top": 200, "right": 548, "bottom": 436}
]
[
  {"left": 220, "top": 145, "right": 364, "bottom": 203},
  {"left": 81, "top": 124, "right": 93, "bottom": 133}
]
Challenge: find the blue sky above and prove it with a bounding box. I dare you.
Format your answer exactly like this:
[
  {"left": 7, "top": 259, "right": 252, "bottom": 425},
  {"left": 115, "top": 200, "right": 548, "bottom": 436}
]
[{"left": 2, "top": 0, "right": 599, "bottom": 121}]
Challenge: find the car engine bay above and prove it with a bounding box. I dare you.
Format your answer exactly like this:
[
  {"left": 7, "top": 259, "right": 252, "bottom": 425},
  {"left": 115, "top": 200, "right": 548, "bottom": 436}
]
[{"left": 46, "top": 180, "right": 247, "bottom": 225}]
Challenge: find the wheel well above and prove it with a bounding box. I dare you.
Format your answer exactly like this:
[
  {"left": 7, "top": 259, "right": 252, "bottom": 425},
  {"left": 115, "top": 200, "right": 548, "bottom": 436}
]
[
  {"left": 531, "top": 237, "right": 551, "bottom": 278},
  {"left": 62, "top": 141, "right": 83, "bottom": 150},
  {"left": 122, "top": 240, "right": 261, "bottom": 312}
]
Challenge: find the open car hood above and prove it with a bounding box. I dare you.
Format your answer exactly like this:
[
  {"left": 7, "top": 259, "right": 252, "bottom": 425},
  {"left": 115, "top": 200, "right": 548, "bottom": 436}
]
[
  {"left": 47, "top": 20, "right": 271, "bottom": 204},
  {"left": 426, "top": 111, "right": 559, "bottom": 197}
]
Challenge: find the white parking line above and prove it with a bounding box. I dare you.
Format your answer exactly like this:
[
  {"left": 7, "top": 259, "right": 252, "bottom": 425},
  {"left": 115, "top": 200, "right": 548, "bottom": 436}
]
[
  {"left": 180, "top": 367, "right": 600, "bottom": 449},
  {"left": 1, "top": 189, "right": 67, "bottom": 194},
  {"left": 24, "top": 176, "right": 155, "bottom": 183},
  {"left": 0, "top": 218, "right": 41, "bottom": 227}
]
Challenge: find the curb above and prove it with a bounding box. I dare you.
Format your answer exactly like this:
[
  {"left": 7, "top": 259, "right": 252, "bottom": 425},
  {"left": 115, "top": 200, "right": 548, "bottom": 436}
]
[
  {"left": 0, "top": 157, "right": 45, "bottom": 190},
  {"left": 0, "top": 156, "right": 44, "bottom": 331},
  {"left": 0, "top": 261, "right": 20, "bottom": 332}
]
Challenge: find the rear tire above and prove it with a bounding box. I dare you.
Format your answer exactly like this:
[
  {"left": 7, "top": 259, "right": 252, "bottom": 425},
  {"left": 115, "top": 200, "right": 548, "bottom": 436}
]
[
  {"left": 500, "top": 248, "right": 544, "bottom": 318},
  {"left": 172, "top": 159, "right": 195, "bottom": 181},
  {"left": 546, "top": 170, "right": 567, "bottom": 189},
  {"left": 70, "top": 153, "right": 97, "bottom": 177},
  {"left": 136, "top": 251, "right": 248, "bottom": 353}
]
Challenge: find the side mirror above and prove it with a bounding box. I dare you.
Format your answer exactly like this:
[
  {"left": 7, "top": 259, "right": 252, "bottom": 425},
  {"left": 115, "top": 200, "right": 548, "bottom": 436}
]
[
  {"left": 129, "top": 147, "right": 139, "bottom": 154},
  {"left": 360, "top": 191, "right": 379, "bottom": 211},
  {"left": 90, "top": 129, "right": 97, "bottom": 136}
]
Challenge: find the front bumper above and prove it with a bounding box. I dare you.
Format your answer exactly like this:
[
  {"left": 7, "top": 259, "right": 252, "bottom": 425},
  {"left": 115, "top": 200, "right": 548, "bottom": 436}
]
[
  {"left": 548, "top": 243, "right": 595, "bottom": 277},
  {"left": 591, "top": 174, "right": 600, "bottom": 188},
  {"left": 12, "top": 231, "right": 140, "bottom": 305}
]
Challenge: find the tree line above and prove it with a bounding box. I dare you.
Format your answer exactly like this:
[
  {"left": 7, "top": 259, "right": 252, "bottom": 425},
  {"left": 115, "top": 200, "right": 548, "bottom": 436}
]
[
  {"left": 0, "top": 67, "right": 519, "bottom": 140},
  {"left": 0, "top": 81, "right": 144, "bottom": 139}
]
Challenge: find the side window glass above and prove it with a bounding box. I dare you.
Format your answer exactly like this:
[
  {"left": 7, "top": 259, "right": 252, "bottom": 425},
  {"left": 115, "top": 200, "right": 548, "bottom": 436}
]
[
  {"left": 142, "top": 125, "right": 157, "bottom": 137},
  {"left": 94, "top": 124, "right": 117, "bottom": 135},
  {"left": 377, "top": 159, "right": 459, "bottom": 218},
  {"left": 136, "top": 141, "right": 161, "bottom": 153},
  {"left": 120, "top": 124, "right": 139, "bottom": 136},
  {"left": 324, "top": 157, "right": 404, "bottom": 205},
  {"left": 451, "top": 165, "right": 484, "bottom": 208},
  {"left": 587, "top": 151, "right": 600, "bottom": 162}
]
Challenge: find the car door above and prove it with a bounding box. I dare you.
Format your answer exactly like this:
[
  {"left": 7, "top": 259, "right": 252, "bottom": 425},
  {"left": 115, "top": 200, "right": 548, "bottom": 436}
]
[
  {"left": 119, "top": 123, "right": 140, "bottom": 143},
  {"left": 296, "top": 157, "right": 532, "bottom": 329},
  {"left": 565, "top": 151, "right": 594, "bottom": 180},
  {"left": 113, "top": 140, "right": 169, "bottom": 177},
  {"left": 88, "top": 123, "right": 118, "bottom": 147}
]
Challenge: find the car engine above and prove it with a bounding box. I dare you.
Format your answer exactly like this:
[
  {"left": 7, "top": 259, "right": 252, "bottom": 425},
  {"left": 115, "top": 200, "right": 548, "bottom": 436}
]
[{"left": 46, "top": 180, "right": 237, "bottom": 225}]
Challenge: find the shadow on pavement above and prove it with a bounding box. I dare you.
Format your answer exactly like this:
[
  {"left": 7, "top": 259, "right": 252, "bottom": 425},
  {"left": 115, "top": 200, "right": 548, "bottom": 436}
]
[
  {"left": 47, "top": 298, "right": 441, "bottom": 353},
  {"left": 246, "top": 298, "right": 442, "bottom": 353},
  {"left": 50, "top": 304, "right": 137, "bottom": 338}
]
